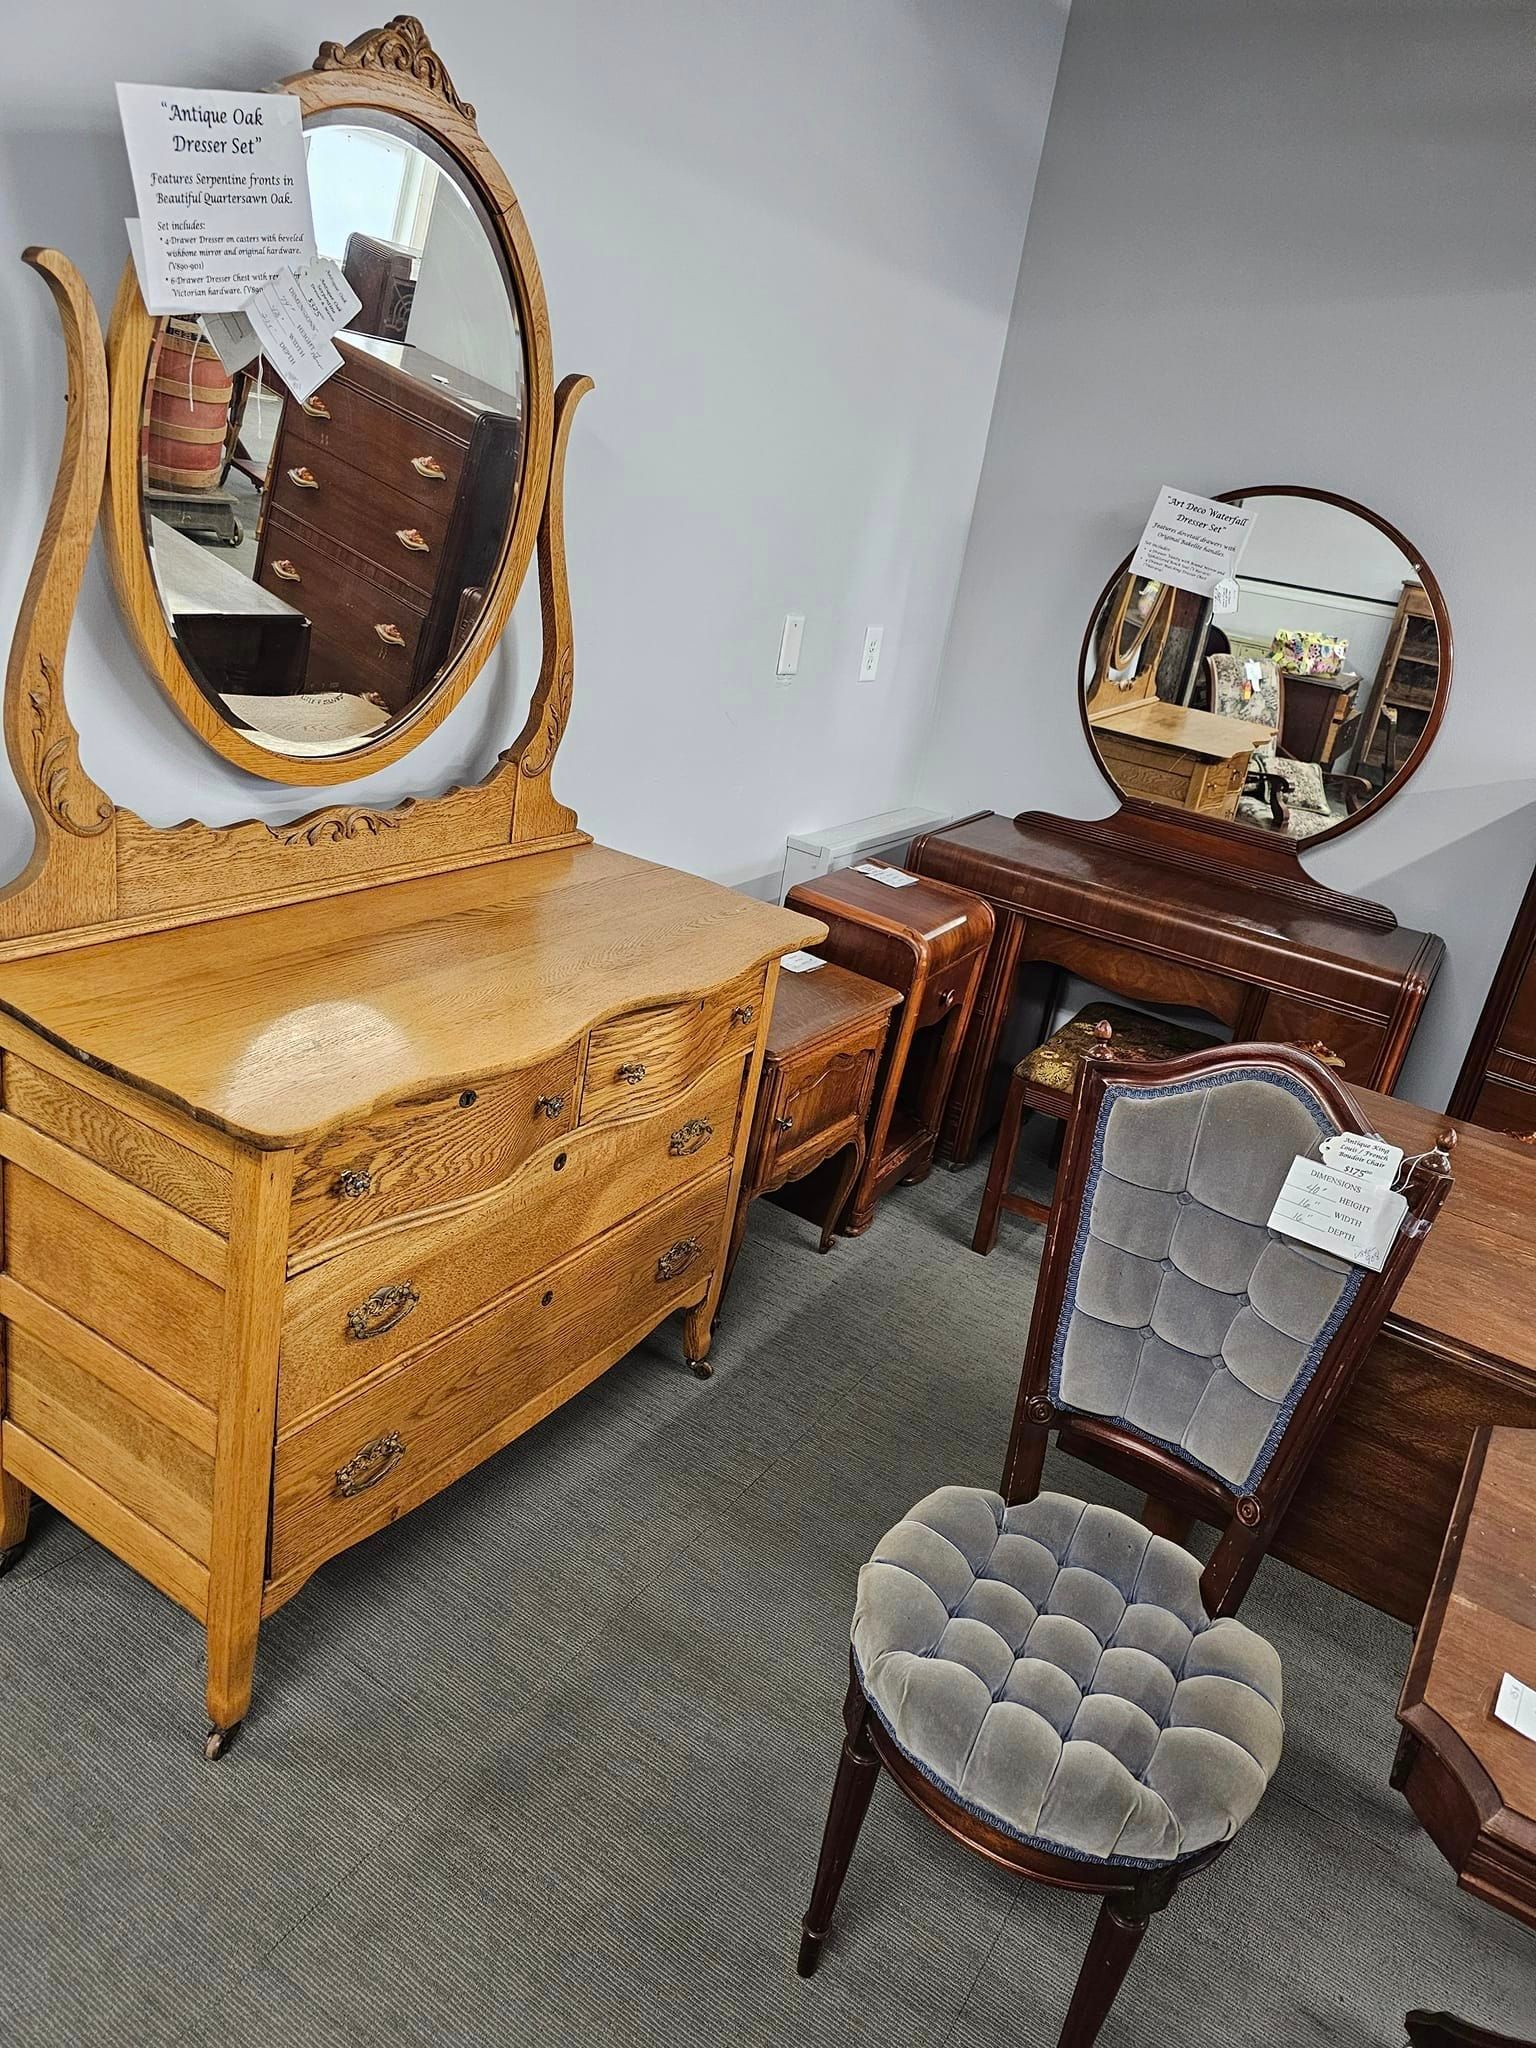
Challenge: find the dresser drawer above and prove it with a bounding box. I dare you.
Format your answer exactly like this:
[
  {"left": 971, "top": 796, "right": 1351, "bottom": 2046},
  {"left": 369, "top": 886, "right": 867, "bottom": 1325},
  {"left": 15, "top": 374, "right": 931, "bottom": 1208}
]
[
  {"left": 913, "top": 952, "right": 979, "bottom": 1031},
  {"left": 270, "top": 1166, "right": 733, "bottom": 1581},
  {"left": 264, "top": 444, "right": 454, "bottom": 596},
  {"left": 289, "top": 1046, "right": 580, "bottom": 1263},
  {"left": 257, "top": 517, "right": 426, "bottom": 701},
  {"left": 581, "top": 969, "right": 765, "bottom": 1124},
  {"left": 1251, "top": 995, "right": 1385, "bottom": 1084},
  {"left": 278, "top": 1052, "right": 748, "bottom": 1425},
  {"left": 281, "top": 381, "right": 468, "bottom": 515}
]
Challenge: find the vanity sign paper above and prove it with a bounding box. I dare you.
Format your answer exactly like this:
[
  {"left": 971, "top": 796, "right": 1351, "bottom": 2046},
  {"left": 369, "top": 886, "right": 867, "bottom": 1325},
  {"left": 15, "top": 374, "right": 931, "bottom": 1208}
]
[
  {"left": 1130, "top": 488, "right": 1255, "bottom": 599},
  {"left": 117, "top": 84, "right": 314, "bottom": 313}
]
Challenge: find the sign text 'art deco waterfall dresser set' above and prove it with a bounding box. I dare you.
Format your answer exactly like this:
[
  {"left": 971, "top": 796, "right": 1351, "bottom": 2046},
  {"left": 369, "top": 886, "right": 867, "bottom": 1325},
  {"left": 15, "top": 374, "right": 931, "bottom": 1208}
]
[{"left": 0, "top": 21, "right": 819, "bottom": 1756}]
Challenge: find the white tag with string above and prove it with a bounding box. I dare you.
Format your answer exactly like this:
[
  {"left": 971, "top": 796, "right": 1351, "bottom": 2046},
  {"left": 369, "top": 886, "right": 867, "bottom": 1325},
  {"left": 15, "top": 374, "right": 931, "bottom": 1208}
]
[
  {"left": 1268, "top": 1155, "right": 1406, "bottom": 1271},
  {"left": 1318, "top": 1132, "right": 1403, "bottom": 1188}
]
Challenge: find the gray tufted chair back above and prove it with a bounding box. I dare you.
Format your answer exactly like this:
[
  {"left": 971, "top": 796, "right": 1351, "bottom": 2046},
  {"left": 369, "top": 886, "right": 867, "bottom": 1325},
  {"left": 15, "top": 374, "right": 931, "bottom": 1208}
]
[{"left": 1004, "top": 1044, "right": 1454, "bottom": 1618}]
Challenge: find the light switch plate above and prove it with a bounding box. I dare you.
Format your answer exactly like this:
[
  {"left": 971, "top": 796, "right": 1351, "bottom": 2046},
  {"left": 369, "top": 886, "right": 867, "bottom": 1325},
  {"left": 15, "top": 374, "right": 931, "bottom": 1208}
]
[
  {"left": 859, "top": 625, "right": 884, "bottom": 681},
  {"left": 777, "top": 613, "right": 805, "bottom": 678}
]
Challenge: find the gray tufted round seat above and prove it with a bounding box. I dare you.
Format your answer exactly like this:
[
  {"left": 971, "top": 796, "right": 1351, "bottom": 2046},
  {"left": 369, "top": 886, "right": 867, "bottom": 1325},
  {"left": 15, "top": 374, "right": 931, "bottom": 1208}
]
[{"left": 852, "top": 1485, "right": 1284, "bottom": 1867}]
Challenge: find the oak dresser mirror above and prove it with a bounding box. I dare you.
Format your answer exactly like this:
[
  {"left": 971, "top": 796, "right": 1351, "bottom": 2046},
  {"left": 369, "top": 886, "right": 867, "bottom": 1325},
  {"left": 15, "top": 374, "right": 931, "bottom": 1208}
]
[
  {"left": 103, "top": 24, "right": 551, "bottom": 783},
  {"left": 1081, "top": 486, "right": 1451, "bottom": 846}
]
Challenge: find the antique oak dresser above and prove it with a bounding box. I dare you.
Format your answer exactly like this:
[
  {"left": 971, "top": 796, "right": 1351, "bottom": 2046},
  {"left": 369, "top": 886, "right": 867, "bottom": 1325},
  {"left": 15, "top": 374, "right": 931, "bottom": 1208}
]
[{"left": 0, "top": 23, "right": 821, "bottom": 1756}]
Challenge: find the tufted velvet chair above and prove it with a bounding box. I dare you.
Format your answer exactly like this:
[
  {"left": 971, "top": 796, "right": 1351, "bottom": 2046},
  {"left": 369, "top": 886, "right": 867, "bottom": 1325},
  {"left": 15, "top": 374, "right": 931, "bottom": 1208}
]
[{"left": 797, "top": 1043, "right": 1454, "bottom": 2048}]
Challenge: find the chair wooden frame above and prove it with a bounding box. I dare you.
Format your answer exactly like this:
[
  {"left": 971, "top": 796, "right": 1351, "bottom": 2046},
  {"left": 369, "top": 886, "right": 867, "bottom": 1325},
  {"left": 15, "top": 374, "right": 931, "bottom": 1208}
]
[{"left": 799, "top": 1042, "right": 1455, "bottom": 2047}]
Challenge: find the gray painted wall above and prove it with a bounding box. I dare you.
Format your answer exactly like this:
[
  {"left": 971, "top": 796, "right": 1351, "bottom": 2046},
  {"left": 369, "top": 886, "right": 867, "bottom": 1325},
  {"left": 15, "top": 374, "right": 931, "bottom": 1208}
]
[
  {"left": 0, "top": 0, "right": 1067, "bottom": 888},
  {"left": 925, "top": 0, "right": 1536, "bottom": 1108}
]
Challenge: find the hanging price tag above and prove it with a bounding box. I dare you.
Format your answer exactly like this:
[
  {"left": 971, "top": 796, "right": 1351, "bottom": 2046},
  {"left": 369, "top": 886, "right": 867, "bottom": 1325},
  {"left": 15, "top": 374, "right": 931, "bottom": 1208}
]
[
  {"left": 1268, "top": 1155, "right": 1406, "bottom": 1271},
  {"left": 1318, "top": 1132, "right": 1403, "bottom": 1188},
  {"left": 1211, "top": 576, "right": 1240, "bottom": 615}
]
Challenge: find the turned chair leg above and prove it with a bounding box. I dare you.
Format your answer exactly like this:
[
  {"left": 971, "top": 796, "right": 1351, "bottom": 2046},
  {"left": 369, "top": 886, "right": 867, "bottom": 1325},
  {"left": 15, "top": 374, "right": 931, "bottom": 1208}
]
[
  {"left": 973, "top": 1066, "right": 1028, "bottom": 1256},
  {"left": 1057, "top": 1871, "right": 1176, "bottom": 2048},
  {"left": 798, "top": 1683, "right": 882, "bottom": 1976}
]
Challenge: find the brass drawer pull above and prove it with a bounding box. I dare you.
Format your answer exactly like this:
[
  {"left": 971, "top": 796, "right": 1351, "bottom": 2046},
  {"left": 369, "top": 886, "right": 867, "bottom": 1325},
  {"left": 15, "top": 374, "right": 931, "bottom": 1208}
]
[
  {"left": 617, "top": 1061, "right": 648, "bottom": 1085},
  {"left": 299, "top": 395, "right": 331, "bottom": 420},
  {"left": 271, "top": 558, "right": 301, "bottom": 583},
  {"left": 534, "top": 1093, "right": 567, "bottom": 1119},
  {"left": 774, "top": 1114, "right": 794, "bottom": 1133},
  {"left": 375, "top": 622, "right": 407, "bottom": 648},
  {"left": 731, "top": 1005, "right": 755, "bottom": 1027},
  {"left": 411, "top": 455, "right": 447, "bottom": 480},
  {"left": 668, "top": 1117, "right": 713, "bottom": 1157},
  {"left": 334, "top": 1166, "right": 374, "bottom": 1200},
  {"left": 396, "top": 527, "right": 431, "bottom": 554},
  {"left": 287, "top": 465, "right": 320, "bottom": 490},
  {"left": 334, "top": 1431, "right": 405, "bottom": 1499},
  {"left": 346, "top": 1281, "right": 419, "bottom": 1340},
  {"left": 656, "top": 1238, "right": 701, "bottom": 1282}
]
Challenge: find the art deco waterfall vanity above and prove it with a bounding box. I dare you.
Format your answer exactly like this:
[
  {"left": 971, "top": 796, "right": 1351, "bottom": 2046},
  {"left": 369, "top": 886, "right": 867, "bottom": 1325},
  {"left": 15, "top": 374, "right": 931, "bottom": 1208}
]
[{"left": 0, "top": 19, "right": 820, "bottom": 1756}]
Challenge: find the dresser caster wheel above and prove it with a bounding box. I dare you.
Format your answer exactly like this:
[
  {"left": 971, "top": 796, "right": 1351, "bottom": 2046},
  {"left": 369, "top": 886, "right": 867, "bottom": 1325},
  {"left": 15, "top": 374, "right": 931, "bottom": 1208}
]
[
  {"left": 688, "top": 1358, "right": 714, "bottom": 1381},
  {"left": 203, "top": 1720, "right": 243, "bottom": 1761},
  {"left": 0, "top": 1542, "right": 25, "bottom": 1579}
]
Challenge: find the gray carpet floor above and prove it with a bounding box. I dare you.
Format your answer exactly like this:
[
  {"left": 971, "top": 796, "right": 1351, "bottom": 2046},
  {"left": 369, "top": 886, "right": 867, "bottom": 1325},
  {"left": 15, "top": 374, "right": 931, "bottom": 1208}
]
[{"left": 1, "top": 1150, "right": 1531, "bottom": 2048}]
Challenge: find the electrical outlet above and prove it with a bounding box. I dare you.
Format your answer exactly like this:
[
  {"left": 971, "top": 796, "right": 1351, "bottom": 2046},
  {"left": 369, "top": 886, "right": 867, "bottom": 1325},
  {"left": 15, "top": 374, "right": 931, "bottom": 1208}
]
[
  {"left": 777, "top": 613, "right": 805, "bottom": 678},
  {"left": 859, "top": 625, "right": 884, "bottom": 682}
]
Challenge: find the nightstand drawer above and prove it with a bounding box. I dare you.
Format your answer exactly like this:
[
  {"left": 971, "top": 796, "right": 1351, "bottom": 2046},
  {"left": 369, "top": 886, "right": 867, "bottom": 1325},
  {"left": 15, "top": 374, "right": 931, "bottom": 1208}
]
[{"left": 760, "top": 1028, "right": 886, "bottom": 1181}]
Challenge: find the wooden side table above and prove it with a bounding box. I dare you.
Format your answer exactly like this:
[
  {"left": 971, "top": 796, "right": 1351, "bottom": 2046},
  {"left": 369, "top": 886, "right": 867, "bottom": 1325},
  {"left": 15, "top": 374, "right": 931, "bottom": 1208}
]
[
  {"left": 720, "top": 962, "right": 901, "bottom": 1299},
  {"left": 785, "top": 864, "right": 993, "bottom": 1235},
  {"left": 1394, "top": 1426, "right": 1536, "bottom": 2047}
]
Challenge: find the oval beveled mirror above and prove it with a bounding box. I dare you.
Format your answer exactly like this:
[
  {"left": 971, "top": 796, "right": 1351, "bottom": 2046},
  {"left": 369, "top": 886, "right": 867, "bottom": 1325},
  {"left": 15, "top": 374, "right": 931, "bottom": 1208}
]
[
  {"left": 1080, "top": 486, "right": 1451, "bottom": 846},
  {"left": 105, "top": 21, "right": 553, "bottom": 783}
]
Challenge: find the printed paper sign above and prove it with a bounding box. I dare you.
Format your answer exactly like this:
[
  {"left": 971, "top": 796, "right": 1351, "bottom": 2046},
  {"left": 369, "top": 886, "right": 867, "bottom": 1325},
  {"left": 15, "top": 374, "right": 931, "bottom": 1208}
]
[
  {"left": 780, "top": 951, "right": 826, "bottom": 974},
  {"left": 1268, "top": 1155, "right": 1406, "bottom": 1272},
  {"left": 1318, "top": 1133, "right": 1403, "bottom": 1189},
  {"left": 1494, "top": 1673, "right": 1536, "bottom": 1744},
  {"left": 246, "top": 258, "right": 362, "bottom": 402},
  {"left": 855, "top": 862, "right": 919, "bottom": 889},
  {"left": 1130, "top": 487, "right": 1255, "bottom": 599},
  {"left": 117, "top": 84, "right": 314, "bottom": 313}
]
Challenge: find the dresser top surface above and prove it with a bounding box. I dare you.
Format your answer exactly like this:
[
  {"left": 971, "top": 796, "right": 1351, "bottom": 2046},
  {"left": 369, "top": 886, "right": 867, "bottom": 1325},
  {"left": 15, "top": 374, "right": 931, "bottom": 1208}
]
[{"left": 0, "top": 845, "right": 822, "bottom": 1149}]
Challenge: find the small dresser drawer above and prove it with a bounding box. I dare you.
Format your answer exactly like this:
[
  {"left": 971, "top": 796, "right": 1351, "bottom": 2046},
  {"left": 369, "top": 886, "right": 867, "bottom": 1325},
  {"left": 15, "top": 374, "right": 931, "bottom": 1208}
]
[
  {"left": 279, "top": 1052, "right": 748, "bottom": 1424},
  {"left": 257, "top": 517, "right": 427, "bottom": 699},
  {"left": 264, "top": 445, "right": 454, "bottom": 595},
  {"left": 281, "top": 380, "right": 468, "bottom": 515},
  {"left": 1251, "top": 995, "right": 1384, "bottom": 1084},
  {"left": 289, "top": 1046, "right": 581, "bottom": 1263},
  {"left": 270, "top": 1166, "right": 733, "bottom": 1581},
  {"left": 759, "top": 1026, "right": 886, "bottom": 1183},
  {"left": 581, "top": 969, "right": 765, "bottom": 1124},
  {"left": 913, "top": 952, "right": 981, "bottom": 1032}
]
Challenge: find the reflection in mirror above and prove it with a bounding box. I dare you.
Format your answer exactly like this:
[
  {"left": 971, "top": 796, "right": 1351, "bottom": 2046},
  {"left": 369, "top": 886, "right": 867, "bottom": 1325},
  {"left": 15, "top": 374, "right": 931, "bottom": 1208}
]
[
  {"left": 140, "top": 110, "right": 526, "bottom": 761},
  {"left": 1083, "top": 492, "right": 1444, "bottom": 842}
]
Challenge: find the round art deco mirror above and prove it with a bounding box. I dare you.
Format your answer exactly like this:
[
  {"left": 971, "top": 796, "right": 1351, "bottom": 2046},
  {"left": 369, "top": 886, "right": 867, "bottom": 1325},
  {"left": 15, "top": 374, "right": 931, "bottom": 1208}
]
[
  {"left": 1080, "top": 486, "right": 1452, "bottom": 846},
  {"left": 104, "top": 21, "right": 553, "bottom": 783}
]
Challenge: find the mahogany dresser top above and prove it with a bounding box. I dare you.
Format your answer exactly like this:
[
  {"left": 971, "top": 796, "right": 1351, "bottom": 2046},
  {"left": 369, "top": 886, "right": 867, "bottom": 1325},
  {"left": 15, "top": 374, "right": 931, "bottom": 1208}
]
[{"left": 0, "top": 844, "right": 823, "bottom": 1149}]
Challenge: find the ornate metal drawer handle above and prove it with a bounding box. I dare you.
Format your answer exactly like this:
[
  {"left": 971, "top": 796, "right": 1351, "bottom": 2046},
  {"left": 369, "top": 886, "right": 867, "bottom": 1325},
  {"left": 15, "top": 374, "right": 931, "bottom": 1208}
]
[
  {"left": 299, "top": 395, "right": 331, "bottom": 419},
  {"left": 334, "top": 1431, "right": 406, "bottom": 1499},
  {"left": 346, "top": 1281, "right": 420, "bottom": 1340},
  {"left": 617, "top": 1061, "right": 648, "bottom": 1085},
  {"left": 334, "top": 1166, "right": 374, "bottom": 1200},
  {"left": 287, "top": 465, "right": 320, "bottom": 490},
  {"left": 411, "top": 454, "right": 447, "bottom": 480},
  {"left": 534, "top": 1093, "right": 566, "bottom": 1119},
  {"left": 271, "top": 558, "right": 301, "bottom": 583},
  {"left": 396, "top": 527, "right": 431, "bottom": 553},
  {"left": 731, "top": 1005, "right": 755, "bottom": 1027},
  {"left": 774, "top": 1114, "right": 794, "bottom": 1133},
  {"left": 374, "top": 622, "right": 407, "bottom": 648},
  {"left": 655, "top": 1238, "right": 701, "bottom": 1282},
  {"left": 668, "top": 1117, "right": 713, "bottom": 1157}
]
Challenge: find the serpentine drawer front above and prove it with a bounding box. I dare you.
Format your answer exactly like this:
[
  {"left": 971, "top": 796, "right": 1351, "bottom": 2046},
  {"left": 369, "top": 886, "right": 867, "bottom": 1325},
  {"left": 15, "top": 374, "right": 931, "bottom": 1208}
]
[
  {"left": 268, "top": 1165, "right": 733, "bottom": 1583},
  {"left": 580, "top": 969, "right": 766, "bottom": 1124}
]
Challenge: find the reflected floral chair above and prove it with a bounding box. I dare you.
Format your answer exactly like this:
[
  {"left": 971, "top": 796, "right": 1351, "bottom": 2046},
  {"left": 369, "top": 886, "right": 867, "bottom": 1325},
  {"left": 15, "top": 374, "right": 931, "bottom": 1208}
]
[{"left": 796, "top": 1042, "right": 1454, "bottom": 2048}]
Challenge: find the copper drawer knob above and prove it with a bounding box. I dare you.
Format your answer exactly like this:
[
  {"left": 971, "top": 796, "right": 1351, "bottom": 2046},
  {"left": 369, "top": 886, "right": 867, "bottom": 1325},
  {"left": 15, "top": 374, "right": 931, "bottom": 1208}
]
[
  {"left": 668, "top": 1117, "right": 714, "bottom": 1157},
  {"left": 617, "top": 1061, "right": 648, "bottom": 1085},
  {"left": 334, "top": 1166, "right": 374, "bottom": 1200},
  {"left": 374, "top": 622, "right": 407, "bottom": 648},
  {"left": 730, "top": 1005, "right": 755, "bottom": 1027},
  {"left": 655, "top": 1238, "right": 701, "bottom": 1282},
  {"left": 287, "top": 465, "right": 320, "bottom": 490},
  {"left": 334, "top": 1431, "right": 405, "bottom": 1499},
  {"left": 299, "top": 396, "right": 331, "bottom": 420},
  {"left": 534, "top": 1093, "right": 567, "bottom": 1119},
  {"left": 271, "top": 558, "right": 301, "bottom": 583},
  {"left": 774, "top": 1114, "right": 794, "bottom": 1133},
  {"left": 411, "top": 455, "right": 447, "bottom": 480},
  {"left": 396, "top": 527, "right": 431, "bottom": 554},
  {"left": 346, "top": 1281, "right": 419, "bottom": 1340}
]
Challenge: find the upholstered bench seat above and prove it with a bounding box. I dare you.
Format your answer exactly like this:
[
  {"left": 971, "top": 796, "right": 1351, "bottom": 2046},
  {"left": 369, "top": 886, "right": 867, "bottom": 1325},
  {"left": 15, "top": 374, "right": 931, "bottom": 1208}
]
[{"left": 852, "top": 1485, "right": 1284, "bottom": 1866}]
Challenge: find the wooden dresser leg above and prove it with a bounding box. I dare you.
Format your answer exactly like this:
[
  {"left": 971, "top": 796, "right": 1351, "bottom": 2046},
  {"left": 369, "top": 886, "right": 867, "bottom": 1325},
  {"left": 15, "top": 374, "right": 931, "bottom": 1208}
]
[
  {"left": 0, "top": 1467, "right": 30, "bottom": 1577},
  {"left": 203, "top": 1148, "right": 292, "bottom": 1758},
  {"left": 683, "top": 1302, "right": 714, "bottom": 1380}
]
